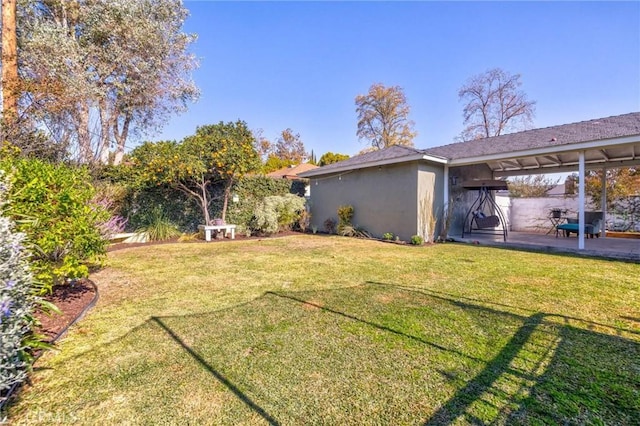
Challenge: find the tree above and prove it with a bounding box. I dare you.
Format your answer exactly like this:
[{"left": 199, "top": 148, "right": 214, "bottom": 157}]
[
  {"left": 564, "top": 174, "right": 577, "bottom": 195},
  {"left": 255, "top": 128, "right": 307, "bottom": 173},
  {"left": 263, "top": 155, "right": 295, "bottom": 173},
  {"left": 253, "top": 128, "right": 273, "bottom": 161},
  {"left": 1, "top": 0, "right": 18, "bottom": 125},
  {"left": 355, "top": 83, "right": 416, "bottom": 150},
  {"left": 458, "top": 68, "right": 536, "bottom": 140},
  {"left": 274, "top": 128, "right": 307, "bottom": 163},
  {"left": 132, "top": 121, "right": 260, "bottom": 225},
  {"left": 583, "top": 167, "right": 640, "bottom": 210},
  {"left": 507, "top": 175, "right": 558, "bottom": 198},
  {"left": 18, "top": 0, "right": 199, "bottom": 164},
  {"left": 318, "top": 152, "right": 349, "bottom": 166}
]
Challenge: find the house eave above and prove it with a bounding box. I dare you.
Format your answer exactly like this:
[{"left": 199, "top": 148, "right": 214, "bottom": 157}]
[
  {"left": 298, "top": 153, "right": 448, "bottom": 178},
  {"left": 448, "top": 134, "right": 640, "bottom": 167}
]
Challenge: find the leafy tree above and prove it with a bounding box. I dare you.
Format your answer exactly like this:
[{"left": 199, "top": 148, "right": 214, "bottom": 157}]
[
  {"left": 458, "top": 68, "right": 536, "bottom": 140},
  {"left": 355, "top": 83, "right": 416, "bottom": 149},
  {"left": 318, "top": 152, "right": 350, "bottom": 166},
  {"left": 17, "top": 0, "right": 199, "bottom": 164},
  {"left": 564, "top": 174, "right": 577, "bottom": 195},
  {"left": 263, "top": 155, "right": 296, "bottom": 174},
  {"left": 132, "top": 121, "right": 260, "bottom": 225},
  {"left": 583, "top": 167, "right": 640, "bottom": 209},
  {"left": 274, "top": 128, "right": 307, "bottom": 162},
  {"left": 507, "top": 175, "right": 558, "bottom": 198}
]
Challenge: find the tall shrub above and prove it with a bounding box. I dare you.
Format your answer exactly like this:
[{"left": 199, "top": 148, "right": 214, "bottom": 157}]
[
  {"left": 0, "top": 158, "right": 109, "bottom": 292},
  {"left": 0, "top": 172, "right": 37, "bottom": 393},
  {"left": 337, "top": 205, "right": 354, "bottom": 229}
]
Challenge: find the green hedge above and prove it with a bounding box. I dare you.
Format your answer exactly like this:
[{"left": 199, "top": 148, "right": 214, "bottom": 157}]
[{"left": 96, "top": 164, "right": 301, "bottom": 235}]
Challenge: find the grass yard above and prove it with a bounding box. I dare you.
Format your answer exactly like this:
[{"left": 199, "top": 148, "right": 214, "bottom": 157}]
[{"left": 8, "top": 235, "right": 640, "bottom": 425}]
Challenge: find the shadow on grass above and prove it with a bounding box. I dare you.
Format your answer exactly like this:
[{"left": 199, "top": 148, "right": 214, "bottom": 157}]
[
  {"left": 266, "top": 291, "right": 487, "bottom": 364},
  {"left": 362, "top": 282, "right": 640, "bottom": 424},
  {"left": 366, "top": 281, "right": 640, "bottom": 337},
  {"left": 150, "top": 317, "right": 280, "bottom": 426},
  {"left": 40, "top": 282, "right": 639, "bottom": 424},
  {"left": 424, "top": 312, "right": 546, "bottom": 425},
  {"left": 149, "top": 285, "right": 640, "bottom": 423}
]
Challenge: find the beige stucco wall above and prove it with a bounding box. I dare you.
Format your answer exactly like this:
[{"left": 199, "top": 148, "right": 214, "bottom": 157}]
[
  {"left": 308, "top": 161, "right": 444, "bottom": 241},
  {"left": 417, "top": 163, "right": 445, "bottom": 240}
]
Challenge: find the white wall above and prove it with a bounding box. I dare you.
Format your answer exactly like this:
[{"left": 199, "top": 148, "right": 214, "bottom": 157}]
[{"left": 497, "top": 195, "right": 596, "bottom": 233}]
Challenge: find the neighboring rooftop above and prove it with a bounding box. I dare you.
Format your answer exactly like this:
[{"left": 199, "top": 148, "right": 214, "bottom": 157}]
[{"left": 267, "top": 163, "right": 319, "bottom": 180}]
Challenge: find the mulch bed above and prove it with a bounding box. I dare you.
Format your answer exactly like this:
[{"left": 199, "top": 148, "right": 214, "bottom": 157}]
[{"left": 35, "top": 278, "right": 97, "bottom": 343}]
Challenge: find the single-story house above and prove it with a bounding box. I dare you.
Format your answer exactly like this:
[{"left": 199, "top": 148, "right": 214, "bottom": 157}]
[{"left": 299, "top": 112, "right": 640, "bottom": 250}]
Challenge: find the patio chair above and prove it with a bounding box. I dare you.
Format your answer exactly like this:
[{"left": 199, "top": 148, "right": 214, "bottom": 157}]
[{"left": 557, "top": 216, "right": 602, "bottom": 238}]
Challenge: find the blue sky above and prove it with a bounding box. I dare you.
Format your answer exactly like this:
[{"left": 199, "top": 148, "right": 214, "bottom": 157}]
[{"left": 156, "top": 1, "right": 640, "bottom": 159}]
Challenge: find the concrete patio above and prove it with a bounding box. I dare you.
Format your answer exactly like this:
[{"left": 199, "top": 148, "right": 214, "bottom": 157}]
[{"left": 452, "top": 231, "right": 640, "bottom": 262}]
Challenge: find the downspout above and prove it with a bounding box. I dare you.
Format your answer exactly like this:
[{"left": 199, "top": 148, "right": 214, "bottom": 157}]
[{"left": 578, "top": 151, "right": 585, "bottom": 250}]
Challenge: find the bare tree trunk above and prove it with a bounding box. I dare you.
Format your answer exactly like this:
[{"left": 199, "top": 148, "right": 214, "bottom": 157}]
[
  {"left": 2, "top": 0, "right": 18, "bottom": 126},
  {"left": 112, "top": 114, "right": 131, "bottom": 165},
  {"left": 98, "top": 98, "right": 111, "bottom": 163},
  {"left": 200, "top": 175, "right": 211, "bottom": 225},
  {"left": 221, "top": 179, "right": 233, "bottom": 223},
  {"left": 77, "top": 103, "right": 93, "bottom": 163}
]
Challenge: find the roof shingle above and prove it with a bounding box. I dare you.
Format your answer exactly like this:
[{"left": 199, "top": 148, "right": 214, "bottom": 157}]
[{"left": 423, "top": 112, "right": 640, "bottom": 160}]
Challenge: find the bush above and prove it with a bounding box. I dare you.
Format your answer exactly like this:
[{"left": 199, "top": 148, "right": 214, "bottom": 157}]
[
  {"left": 296, "top": 209, "right": 311, "bottom": 232},
  {"left": 324, "top": 218, "right": 337, "bottom": 234},
  {"left": 0, "top": 158, "right": 109, "bottom": 292},
  {"left": 339, "top": 225, "right": 371, "bottom": 239},
  {"left": 252, "top": 194, "right": 306, "bottom": 235},
  {"left": 0, "top": 172, "right": 38, "bottom": 393},
  {"left": 382, "top": 232, "right": 394, "bottom": 241},
  {"left": 223, "top": 176, "right": 293, "bottom": 231},
  {"left": 136, "top": 208, "right": 182, "bottom": 242},
  {"left": 97, "top": 165, "right": 301, "bottom": 234},
  {"left": 337, "top": 205, "right": 354, "bottom": 227},
  {"left": 410, "top": 235, "right": 424, "bottom": 245}
]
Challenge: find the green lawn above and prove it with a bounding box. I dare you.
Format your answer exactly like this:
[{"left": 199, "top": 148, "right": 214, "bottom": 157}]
[{"left": 8, "top": 235, "right": 640, "bottom": 425}]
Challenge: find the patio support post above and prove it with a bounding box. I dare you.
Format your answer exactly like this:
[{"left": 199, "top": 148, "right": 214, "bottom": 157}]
[
  {"left": 578, "top": 151, "right": 586, "bottom": 250},
  {"left": 601, "top": 167, "right": 607, "bottom": 238},
  {"left": 443, "top": 164, "right": 449, "bottom": 210}
]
